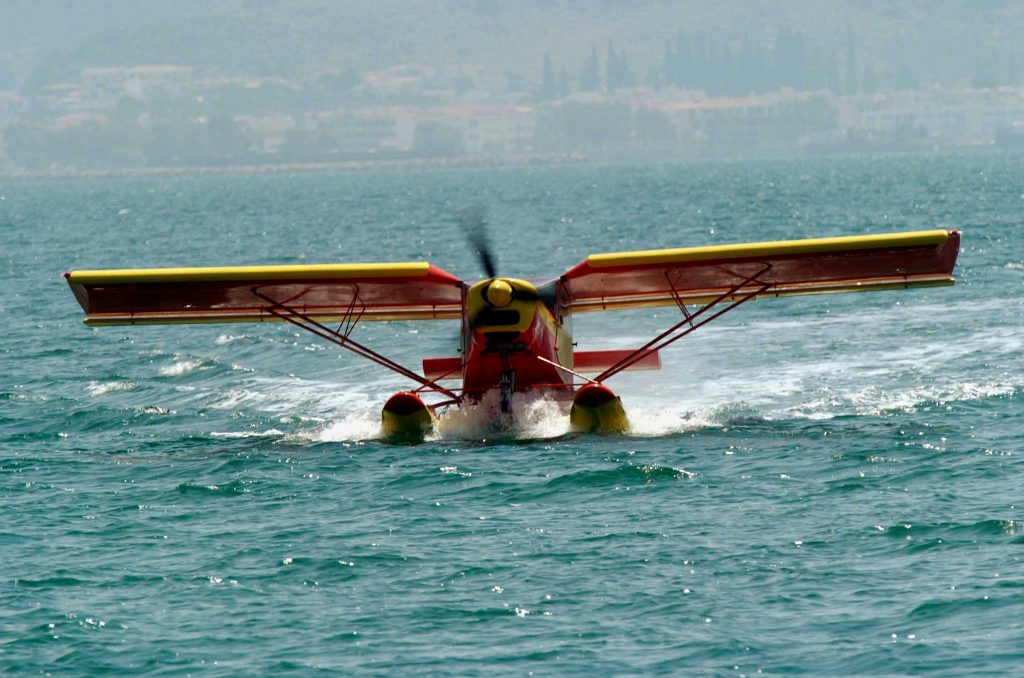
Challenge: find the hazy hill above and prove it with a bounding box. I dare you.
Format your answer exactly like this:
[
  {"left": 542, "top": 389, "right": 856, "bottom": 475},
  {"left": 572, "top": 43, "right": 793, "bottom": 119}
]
[{"left": 4, "top": 0, "right": 1024, "bottom": 91}]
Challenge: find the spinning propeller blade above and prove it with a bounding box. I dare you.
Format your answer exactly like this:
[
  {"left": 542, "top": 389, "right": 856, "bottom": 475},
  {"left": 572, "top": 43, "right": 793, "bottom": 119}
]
[{"left": 458, "top": 205, "right": 497, "bottom": 279}]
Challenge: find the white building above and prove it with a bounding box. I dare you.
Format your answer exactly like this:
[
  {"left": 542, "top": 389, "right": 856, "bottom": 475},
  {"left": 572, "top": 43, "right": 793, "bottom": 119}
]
[{"left": 81, "top": 65, "right": 194, "bottom": 108}]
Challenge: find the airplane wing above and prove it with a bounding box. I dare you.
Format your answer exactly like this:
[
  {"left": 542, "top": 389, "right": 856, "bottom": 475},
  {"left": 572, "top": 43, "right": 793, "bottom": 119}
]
[
  {"left": 65, "top": 262, "right": 465, "bottom": 325},
  {"left": 560, "top": 229, "right": 960, "bottom": 313}
]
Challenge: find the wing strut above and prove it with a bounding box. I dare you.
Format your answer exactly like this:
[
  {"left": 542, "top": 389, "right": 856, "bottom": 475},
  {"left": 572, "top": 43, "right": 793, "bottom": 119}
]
[
  {"left": 595, "top": 265, "right": 772, "bottom": 383},
  {"left": 252, "top": 289, "right": 463, "bottom": 403}
]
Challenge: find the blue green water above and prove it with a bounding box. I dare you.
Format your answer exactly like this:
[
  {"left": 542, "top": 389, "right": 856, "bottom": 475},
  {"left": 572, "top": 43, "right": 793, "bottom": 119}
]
[{"left": 2, "top": 155, "right": 1022, "bottom": 674}]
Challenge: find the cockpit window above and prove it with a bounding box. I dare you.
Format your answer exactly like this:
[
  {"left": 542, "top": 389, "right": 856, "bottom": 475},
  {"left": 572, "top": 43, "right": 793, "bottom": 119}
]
[{"left": 536, "top": 282, "right": 558, "bottom": 315}]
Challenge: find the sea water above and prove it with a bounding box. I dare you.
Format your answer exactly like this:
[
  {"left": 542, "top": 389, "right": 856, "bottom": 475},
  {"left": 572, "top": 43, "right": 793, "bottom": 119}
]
[{"left": 1, "top": 155, "right": 1022, "bottom": 674}]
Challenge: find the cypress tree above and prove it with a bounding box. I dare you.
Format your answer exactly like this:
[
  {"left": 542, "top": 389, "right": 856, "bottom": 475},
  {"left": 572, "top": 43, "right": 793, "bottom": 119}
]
[
  {"left": 580, "top": 42, "right": 601, "bottom": 91},
  {"left": 542, "top": 52, "right": 558, "bottom": 100}
]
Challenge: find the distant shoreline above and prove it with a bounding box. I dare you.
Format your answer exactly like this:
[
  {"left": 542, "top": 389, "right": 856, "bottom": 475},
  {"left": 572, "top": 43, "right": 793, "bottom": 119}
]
[
  {"left": 0, "top": 153, "right": 587, "bottom": 181},
  {"left": 4, "top": 146, "right": 1019, "bottom": 182}
]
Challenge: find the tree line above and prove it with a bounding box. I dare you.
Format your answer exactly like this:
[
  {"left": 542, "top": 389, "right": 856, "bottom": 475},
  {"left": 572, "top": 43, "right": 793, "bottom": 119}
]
[{"left": 539, "top": 29, "right": 915, "bottom": 99}]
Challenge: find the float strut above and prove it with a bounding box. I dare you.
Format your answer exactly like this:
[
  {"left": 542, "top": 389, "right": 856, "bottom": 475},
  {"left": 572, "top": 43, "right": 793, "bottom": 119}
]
[
  {"left": 252, "top": 290, "right": 462, "bottom": 402},
  {"left": 595, "top": 266, "right": 772, "bottom": 382}
]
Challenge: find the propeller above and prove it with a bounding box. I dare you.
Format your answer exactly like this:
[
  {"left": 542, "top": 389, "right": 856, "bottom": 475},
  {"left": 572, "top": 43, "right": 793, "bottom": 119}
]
[
  {"left": 456, "top": 205, "right": 541, "bottom": 304},
  {"left": 458, "top": 205, "right": 497, "bottom": 279}
]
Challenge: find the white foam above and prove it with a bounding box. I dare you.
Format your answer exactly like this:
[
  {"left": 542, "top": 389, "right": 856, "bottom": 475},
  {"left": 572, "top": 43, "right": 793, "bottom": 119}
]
[
  {"left": 625, "top": 405, "right": 717, "bottom": 436},
  {"left": 159, "top": 359, "right": 203, "bottom": 377},
  {"left": 87, "top": 380, "right": 137, "bottom": 396},
  {"left": 133, "top": 305, "right": 1021, "bottom": 441},
  {"left": 205, "top": 376, "right": 377, "bottom": 415},
  {"left": 215, "top": 334, "right": 249, "bottom": 346},
  {"left": 210, "top": 429, "right": 285, "bottom": 439},
  {"left": 436, "top": 392, "right": 570, "bottom": 441},
  {"left": 295, "top": 414, "right": 381, "bottom": 443}
]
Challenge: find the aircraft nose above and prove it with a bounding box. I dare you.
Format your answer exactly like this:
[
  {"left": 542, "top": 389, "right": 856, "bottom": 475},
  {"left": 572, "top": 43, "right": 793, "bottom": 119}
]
[{"left": 485, "top": 279, "right": 513, "bottom": 307}]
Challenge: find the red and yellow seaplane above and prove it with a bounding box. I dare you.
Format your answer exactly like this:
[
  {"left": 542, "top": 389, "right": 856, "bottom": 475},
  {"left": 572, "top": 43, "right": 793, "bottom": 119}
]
[{"left": 65, "top": 226, "right": 960, "bottom": 441}]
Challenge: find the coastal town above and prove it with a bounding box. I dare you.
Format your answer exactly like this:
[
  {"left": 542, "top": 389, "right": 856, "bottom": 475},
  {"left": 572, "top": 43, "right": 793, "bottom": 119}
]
[{"left": 3, "top": 47, "right": 1024, "bottom": 173}]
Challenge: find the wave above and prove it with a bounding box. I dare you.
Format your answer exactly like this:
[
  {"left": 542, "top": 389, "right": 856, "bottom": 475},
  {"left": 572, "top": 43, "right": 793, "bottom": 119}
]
[
  {"left": 881, "top": 519, "right": 1024, "bottom": 539},
  {"left": 295, "top": 393, "right": 765, "bottom": 443},
  {"left": 437, "top": 393, "right": 569, "bottom": 441},
  {"left": 545, "top": 463, "right": 695, "bottom": 487},
  {"left": 214, "top": 333, "right": 251, "bottom": 346},
  {"left": 210, "top": 429, "right": 285, "bottom": 439},
  {"left": 87, "top": 380, "right": 137, "bottom": 396},
  {"left": 76, "top": 318, "right": 1019, "bottom": 441},
  {"left": 212, "top": 373, "right": 1018, "bottom": 443},
  {"left": 158, "top": 359, "right": 204, "bottom": 377},
  {"left": 625, "top": 401, "right": 767, "bottom": 436},
  {"left": 176, "top": 479, "right": 256, "bottom": 496},
  {"left": 290, "top": 413, "right": 380, "bottom": 443},
  {"left": 785, "top": 381, "right": 1019, "bottom": 419}
]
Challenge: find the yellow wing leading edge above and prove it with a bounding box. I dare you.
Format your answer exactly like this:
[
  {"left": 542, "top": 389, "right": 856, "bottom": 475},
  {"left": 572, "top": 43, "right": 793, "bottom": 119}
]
[
  {"left": 65, "top": 261, "right": 465, "bottom": 325},
  {"left": 561, "top": 229, "right": 960, "bottom": 312}
]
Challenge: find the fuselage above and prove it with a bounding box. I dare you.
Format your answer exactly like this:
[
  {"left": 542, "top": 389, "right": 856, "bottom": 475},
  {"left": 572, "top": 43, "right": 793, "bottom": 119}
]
[{"left": 461, "top": 277, "right": 575, "bottom": 405}]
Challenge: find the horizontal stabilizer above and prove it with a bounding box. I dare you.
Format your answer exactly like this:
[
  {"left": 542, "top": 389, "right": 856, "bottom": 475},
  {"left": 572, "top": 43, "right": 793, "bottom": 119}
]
[
  {"left": 423, "top": 356, "right": 463, "bottom": 381},
  {"left": 561, "top": 230, "right": 960, "bottom": 313},
  {"left": 573, "top": 349, "right": 661, "bottom": 373},
  {"left": 65, "top": 262, "right": 465, "bottom": 325},
  {"left": 424, "top": 349, "right": 662, "bottom": 380}
]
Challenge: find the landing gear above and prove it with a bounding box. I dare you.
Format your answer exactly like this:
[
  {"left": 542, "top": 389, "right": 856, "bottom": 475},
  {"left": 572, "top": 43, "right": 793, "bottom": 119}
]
[
  {"left": 569, "top": 383, "right": 629, "bottom": 434},
  {"left": 499, "top": 369, "right": 515, "bottom": 414}
]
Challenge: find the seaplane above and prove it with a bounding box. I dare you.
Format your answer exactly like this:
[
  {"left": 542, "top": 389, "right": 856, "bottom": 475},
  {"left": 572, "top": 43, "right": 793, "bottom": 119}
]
[{"left": 65, "top": 221, "right": 960, "bottom": 442}]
